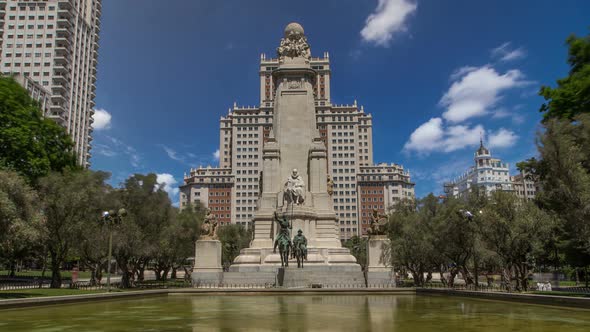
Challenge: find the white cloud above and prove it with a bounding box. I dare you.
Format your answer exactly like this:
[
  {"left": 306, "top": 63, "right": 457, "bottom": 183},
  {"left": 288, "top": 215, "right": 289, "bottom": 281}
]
[
  {"left": 213, "top": 149, "right": 220, "bottom": 160},
  {"left": 404, "top": 117, "right": 483, "bottom": 154},
  {"left": 92, "top": 109, "right": 112, "bottom": 130},
  {"left": 156, "top": 173, "right": 179, "bottom": 198},
  {"left": 443, "top": 124, "right": 483, "bottom": 152},
  {"left": 104, "top": 136, "right": 141, "bottom": 168},
  {"left": 160, "top": 145, "right": 184, "bottom": 162},
  {"left": 93, "top": 143, "right": 117, "bottom": 157},
  {"left": 360, "top": 0, "right": 417, "bottom": 46},
  {"left": 450, "top": 66, "right": 478, "bottom": 81},
  {"left": 488, "top": 128, "right": 518, "bottom": 149},
  {"left": 491, "top": 42, "right": 526, "bottom": 62},
  {"left": 440, "top": 65, "right": 528, "bottom": 123},
  {"left": 491, "top": 107, "right": 525, "bottom": 124},
  {"left": 403, "top": 118, "right": 444, "bottom": 152}
]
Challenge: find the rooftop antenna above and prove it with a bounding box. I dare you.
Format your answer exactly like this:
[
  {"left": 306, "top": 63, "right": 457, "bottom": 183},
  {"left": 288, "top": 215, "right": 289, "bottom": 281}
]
[{"left": 480, "top": 131, "right": 484, "bottom": 147}]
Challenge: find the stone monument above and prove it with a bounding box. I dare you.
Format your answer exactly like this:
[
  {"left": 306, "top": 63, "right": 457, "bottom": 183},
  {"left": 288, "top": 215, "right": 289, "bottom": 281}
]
[
  {"left": 192, "top": 209, "right": 223, "bottom": 285},
  {"left": 225, "top": 23, "right": 362, "bottom": 286},
  {"left": 366, "top": 210, "right": 395, "bottom": 287}
]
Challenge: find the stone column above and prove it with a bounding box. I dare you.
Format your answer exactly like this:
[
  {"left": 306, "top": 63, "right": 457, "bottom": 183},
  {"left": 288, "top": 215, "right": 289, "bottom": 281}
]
[
  {"left": 249, "top": 135, "right": 280, "bottom": 249},
  {"left": 366, "top": 235, "right": 395, "bottom": 287},
  {"left": 192, "top": 240, "right": 223, "bottom": 286}
]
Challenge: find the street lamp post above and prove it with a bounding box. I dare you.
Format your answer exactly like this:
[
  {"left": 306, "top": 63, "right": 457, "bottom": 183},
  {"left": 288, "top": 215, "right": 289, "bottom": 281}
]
[
  {"left": 101, "top": 208, "right": 126, "bottom": 292},
  {"left": 459, "top": 209, "right": 481, "bottom": 290}
]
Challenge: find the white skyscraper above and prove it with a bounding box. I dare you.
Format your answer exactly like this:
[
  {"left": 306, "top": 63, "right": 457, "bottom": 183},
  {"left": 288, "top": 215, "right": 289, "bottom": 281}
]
[{"left": 0, "top": 0, "right": 102, "bottom": 167}]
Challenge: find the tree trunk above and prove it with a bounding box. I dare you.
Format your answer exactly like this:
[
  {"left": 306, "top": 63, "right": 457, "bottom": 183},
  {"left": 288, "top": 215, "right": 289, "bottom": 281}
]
[
  {"left": 137, "top": 261, "right": 146, "bottom": 281},
  {"left": 50, "top": 265, "right": 62, "bottom": 288},
  {"left": 9, "top": 261, "right": 16, "bottom": 277},
  {"left": 502, "top": 267, "right": 512, "bottom": 292},
  {"left": 90, "top": 267, "right": 97, "bottom": 286},
  {"left": 183, "top": 266, "right": 192, "bottom": 281},
  {"left": 155, "top": 269, "right": 162, "bottom": 281},
  {"left": 171, "top": 267, "right": 177, "bottom": 280},
  {"left": 49, "top": 252, "right": 62, "bottom": 289},
  {"left": 117, "top": 258, "right": 133, "bottom": 289},
  {"left": 448, "top": 268, "right": 458, "bottom": 288},
  {"left": 39, "top": 255, "right": 47, "bottom": 289},
  {"left": 461, "top": 266, "right": 474, "bottom": 286},
  {"left": 438, "top": 265, "right": 448, "bottom": 287},
  {"left": 162, "top": 267, "right": 170, "bottom": 281},
  {"left": 411, "top": 272, "right": 422, "bottom": 287}
]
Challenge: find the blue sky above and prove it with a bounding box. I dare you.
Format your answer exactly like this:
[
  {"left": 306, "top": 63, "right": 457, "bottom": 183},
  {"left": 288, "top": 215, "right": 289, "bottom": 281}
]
[{"left": 90, "top": 0, "right": 590, "bottom": 203}]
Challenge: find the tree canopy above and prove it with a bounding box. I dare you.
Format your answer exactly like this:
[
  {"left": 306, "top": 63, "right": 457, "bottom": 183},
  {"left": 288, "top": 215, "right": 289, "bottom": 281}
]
[
  {"left": 540, "top": 33, "right": 590, "bottom": 121},
  {"left": 0, "top": 76, "right": 78, "bottom": 183}
]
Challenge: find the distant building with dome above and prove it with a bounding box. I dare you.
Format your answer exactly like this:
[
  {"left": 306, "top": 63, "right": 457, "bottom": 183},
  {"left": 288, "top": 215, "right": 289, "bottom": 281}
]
[
  {"left": 444, "top": 140, "right": 539, "bottom": 200},
  {"left": 444, "top": 140, "right": 514, "bottom": 198}
]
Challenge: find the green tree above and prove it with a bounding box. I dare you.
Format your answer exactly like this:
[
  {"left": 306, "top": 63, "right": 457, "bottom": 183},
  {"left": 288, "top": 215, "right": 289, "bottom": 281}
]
[
  {"left": 171, "top": 203, "right": 205, "bottom": 278},
  {"left": 75, "top": 188, "right": 121, "bottom": 285},
  {"left": 479, "top": 192, "right": 555, "bottom": 291},
  {"left": 517, "top": 31, "right": 590, "bottom": 285},
  {"left": 539, "top": 33, "right": 590, "bottom": 121},
  {"left": 529, "top": 115, "right": 590, "bottom": 279},
  {"left": 0, "top": 76, "right": 78, "bottom": 183},
  {"left": 113, "top": 173, "right": 173, "bottom": 286},
  {"left": 216, "top": 224, "right": 251, "bottom": 270},
  {"left": 385, "top": 198, "right": 436, "bottom": 287},
  {"left": 0, "top": 169, "right": 42, "bottom": 276},
  {"left": 430, "top": 198, "right": 481, "bottom": 287},
  {"left": 37, "top": 170, "right": 111, "bottom": 288},
  {"left": 343, "top": 236, "right": 368, "bottom": 273}
]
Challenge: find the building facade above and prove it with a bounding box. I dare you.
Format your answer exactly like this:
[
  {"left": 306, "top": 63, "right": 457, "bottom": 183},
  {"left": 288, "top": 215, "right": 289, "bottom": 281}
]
[
  {"left": 180, "top": 29, "right": 414, "bottom": 240},
  {"left": 511, "top": 172, "right": 538, "bottom": 201},
  {"left": 0, "top": 0, "right": 102, "bottom": 167},
  {"left": 444, "top": 141, "right": 538, "bottom": 200},
  {"left": 358, "top": 163, "right": 414, "bottom": 235}
]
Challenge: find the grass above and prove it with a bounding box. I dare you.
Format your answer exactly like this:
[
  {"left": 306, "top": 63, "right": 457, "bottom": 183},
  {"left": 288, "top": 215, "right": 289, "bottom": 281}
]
[
  {"left": 530, "top": 291, "right": 590, "bottom": 298},
  {"left": 555, "top": 281, "right": 588, "bottom": 287},
  {"left": 0, "top": 270, "right": 93, "bottom": 279},
  {"left": 0, "top": 288, "right": 116, "bottom": 300}
]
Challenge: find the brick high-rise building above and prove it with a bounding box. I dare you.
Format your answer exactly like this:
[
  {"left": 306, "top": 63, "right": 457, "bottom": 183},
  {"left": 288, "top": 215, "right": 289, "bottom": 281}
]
[
  {"left": 0, "top": 0, "right": 102, "bottom": 167},
  {"left": 180, "top": 26, "right": 414, "bottom": 240}
]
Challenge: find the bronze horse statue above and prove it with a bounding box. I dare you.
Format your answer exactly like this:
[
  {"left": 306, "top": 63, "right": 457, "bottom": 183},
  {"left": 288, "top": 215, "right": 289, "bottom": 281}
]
[{"left": 273, "top": 211, "right": 292, "bottom": 267}]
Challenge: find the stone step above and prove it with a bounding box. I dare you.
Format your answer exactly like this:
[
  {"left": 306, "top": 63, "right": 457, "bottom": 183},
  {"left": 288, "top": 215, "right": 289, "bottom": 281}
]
[{"left": 221, "top": 272, "right": 276, "bottom": 286}]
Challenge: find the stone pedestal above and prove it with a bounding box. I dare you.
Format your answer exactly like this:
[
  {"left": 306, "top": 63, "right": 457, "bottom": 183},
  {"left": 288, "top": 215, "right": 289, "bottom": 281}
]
[
  {"left": 192, "top": 240, "right": 223, "bottom": 286},
  {"left": 367, "top": 236, "right": 395, "bottom": 287}
]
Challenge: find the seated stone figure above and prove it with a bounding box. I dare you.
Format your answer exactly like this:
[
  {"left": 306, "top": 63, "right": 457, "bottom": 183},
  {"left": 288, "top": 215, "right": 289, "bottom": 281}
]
[{"left": 284, "top": 168, "right": 305, "bottom": 205}]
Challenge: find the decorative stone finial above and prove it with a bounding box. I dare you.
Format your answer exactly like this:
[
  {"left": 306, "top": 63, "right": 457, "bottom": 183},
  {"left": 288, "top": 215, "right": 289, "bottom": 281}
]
[
  {"left": 277, "top": 22, "right": 311, "bottom": 60},
  {"left": 284, "top": 22, "right": 305, "bottom": 38}
]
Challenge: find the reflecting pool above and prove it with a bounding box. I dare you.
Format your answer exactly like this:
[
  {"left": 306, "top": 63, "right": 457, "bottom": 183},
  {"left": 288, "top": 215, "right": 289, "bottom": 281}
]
[{"left": 0, "top": 294, "right": 589, "bottom": 331}]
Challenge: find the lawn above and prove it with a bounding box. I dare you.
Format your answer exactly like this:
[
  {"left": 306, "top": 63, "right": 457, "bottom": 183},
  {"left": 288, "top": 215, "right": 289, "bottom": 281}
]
[
  {"left": 0, "top": 270, "right": 93, "bottom": 279},
  {"left": 0, "top": 288, "right": 115, "bottom": 300},
  {"left": 530, "top": 291, "right": 590, "bottom": 298}
]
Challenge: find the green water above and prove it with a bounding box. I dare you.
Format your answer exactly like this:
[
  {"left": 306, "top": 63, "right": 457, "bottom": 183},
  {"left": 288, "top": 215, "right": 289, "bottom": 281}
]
[{"left": 0, "top": 295, "right": 589, "bottom": 331}]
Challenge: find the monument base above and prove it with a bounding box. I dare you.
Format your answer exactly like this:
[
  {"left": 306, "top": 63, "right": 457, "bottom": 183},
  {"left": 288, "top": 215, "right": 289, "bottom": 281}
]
[
  {"left": 281, "top": 267, "right": 365, "bottom": 288},
  {"left": 366, "top": 236, "right": 395, "bottom": 287},
  {"left": 192, "top": 240, "right": 223, "bottom": 286}
]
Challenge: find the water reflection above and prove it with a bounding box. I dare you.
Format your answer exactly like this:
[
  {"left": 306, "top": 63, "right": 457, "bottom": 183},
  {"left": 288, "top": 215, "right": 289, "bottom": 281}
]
[{"left": 0, "top": 294, "right": 589, "bottom": 331}]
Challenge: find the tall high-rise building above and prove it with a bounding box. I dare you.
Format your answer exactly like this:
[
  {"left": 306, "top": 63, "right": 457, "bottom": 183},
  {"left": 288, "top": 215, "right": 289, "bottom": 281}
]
[
  {"left": 0, "top": 0, "right": 102, "bottom": 167},
  {"left": 180, "top": 25, "right": 414, "bottom": 240}
]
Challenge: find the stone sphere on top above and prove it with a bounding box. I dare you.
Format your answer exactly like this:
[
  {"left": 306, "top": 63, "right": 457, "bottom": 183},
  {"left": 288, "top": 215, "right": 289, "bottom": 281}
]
[{"left": 284, "top": 22, "right": 305, "bottom": 38}]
